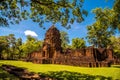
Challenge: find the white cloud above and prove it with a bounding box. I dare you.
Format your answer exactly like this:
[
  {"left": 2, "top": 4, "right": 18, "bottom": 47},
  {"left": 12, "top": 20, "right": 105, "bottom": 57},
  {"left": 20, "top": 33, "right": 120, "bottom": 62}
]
[{"left": 24, "top": 30, "right": 38, "bottom": 37}]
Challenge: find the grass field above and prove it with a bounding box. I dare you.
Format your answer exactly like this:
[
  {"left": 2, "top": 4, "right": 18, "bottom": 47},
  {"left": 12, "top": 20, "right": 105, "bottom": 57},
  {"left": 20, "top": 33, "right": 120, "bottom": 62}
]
[{"left": 0, "top": 60, "right": 120, "bottom": 80}]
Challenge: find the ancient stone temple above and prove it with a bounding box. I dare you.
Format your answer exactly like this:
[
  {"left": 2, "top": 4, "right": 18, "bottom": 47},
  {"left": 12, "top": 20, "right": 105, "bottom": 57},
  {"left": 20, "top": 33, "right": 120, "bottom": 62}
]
[
  {"left": 42, "top": 25, "right": 62, "bottom": 63},
  {"left": 28, "top": 25, "right": 115, "bottom": 67}
]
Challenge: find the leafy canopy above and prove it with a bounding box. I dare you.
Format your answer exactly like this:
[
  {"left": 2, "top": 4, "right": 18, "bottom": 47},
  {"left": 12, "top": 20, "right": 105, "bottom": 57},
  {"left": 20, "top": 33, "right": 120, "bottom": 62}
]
[
  {"left": 109, "top": 36, "right": 120, "bottom": 58},
  {"left": 60, "top": 31, "right": 69, "bottom": 49},
  {"left": 20, "top": 35, "right": 43, "bottom": 57},
  {"left": 72, "top": 38, "right": 86, "bottom": 49},
  {"left": 0, "top": 0, "right": 87, "bottom": 29},
  {"left": 0, "top": 34, "right": 43, "bottom": 59},
  {"left": 87, "top": 0, "right": 120, "bottom": 48},
  {"left": 87, "top": 8, "right": 113, "bottom": 48}
]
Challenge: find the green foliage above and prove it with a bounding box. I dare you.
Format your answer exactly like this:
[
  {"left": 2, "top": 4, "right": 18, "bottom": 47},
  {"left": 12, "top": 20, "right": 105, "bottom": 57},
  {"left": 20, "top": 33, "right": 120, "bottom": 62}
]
[
  {"left": 0, "top": 0, "right": 87, "bottom": 29},
  {"left": 20, "top": 36, "right": 43, "bottom": 58},
  {"left": 109, "top": 36, "right": 120, "bottom": 58},
  {"left": 87, "top": 6, "right": 118, "bottom": 48},
  {"left": 7, "top": 34, "right": 17, "bottom": 59},
  {"left": 72, "top": 38, "right": 86, "bottom": 49},
  {"left": 0, "top": 34, "right": 17, "bottom": 59},
  {"left": 91, "top": 0, "right": 120, "bottom": 31},
  {"left": 60, "top": 31, "right": 69, "bottom": 50},
  {"left": 0, "top": 36, "right": 9, "bottom": 52},
  {"left": 87, "top": 21, "right": 113, "bottom": 48},
  {"left": 0, "top": 34, "right": 43, "bottom": 60},
  {"left": 112, "top": 0, "right": 120, "bottom": 30},
  {"left": 0, "top": 36, "right": 9, "bottom": 59},
  {"left": 0, "top": 0, "right": 23, "bottom": 26},
  {"left": 15, "top": 38, "right": 22, "bottom": 59},
  {"left": 86, "top": 0, "right": 120, "bottom": 48}
]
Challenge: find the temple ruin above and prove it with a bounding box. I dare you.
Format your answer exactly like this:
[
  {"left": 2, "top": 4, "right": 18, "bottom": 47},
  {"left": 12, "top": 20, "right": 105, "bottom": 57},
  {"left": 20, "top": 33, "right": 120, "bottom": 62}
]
[{"left": 28, "top": 25, "right": 114, "bottom": 67}]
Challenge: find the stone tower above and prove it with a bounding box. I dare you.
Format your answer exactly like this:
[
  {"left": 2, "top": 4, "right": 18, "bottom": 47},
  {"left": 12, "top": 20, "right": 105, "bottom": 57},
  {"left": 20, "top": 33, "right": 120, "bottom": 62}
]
[{"left": 42, "top": 25, "right": 62, "bottom": 59}]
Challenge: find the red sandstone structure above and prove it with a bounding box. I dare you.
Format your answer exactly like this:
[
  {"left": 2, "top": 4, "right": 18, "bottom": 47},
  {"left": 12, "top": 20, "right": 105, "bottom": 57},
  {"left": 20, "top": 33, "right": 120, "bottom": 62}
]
[{"left": 28, "top": 25, "right": 114, "bottom": 67}]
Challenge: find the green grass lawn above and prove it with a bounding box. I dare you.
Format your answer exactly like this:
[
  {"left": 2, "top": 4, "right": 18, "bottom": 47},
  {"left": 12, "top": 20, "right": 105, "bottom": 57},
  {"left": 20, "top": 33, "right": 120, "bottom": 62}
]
[{"left": 0, "top": 60, "right": 120, "bottom": 80}]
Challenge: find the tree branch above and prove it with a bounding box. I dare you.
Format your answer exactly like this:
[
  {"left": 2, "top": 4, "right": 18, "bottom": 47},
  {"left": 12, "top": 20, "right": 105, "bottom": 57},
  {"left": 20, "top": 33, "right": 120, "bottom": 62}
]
[{"left": 31, "top": 0, "right": 72, "bottom": 8}]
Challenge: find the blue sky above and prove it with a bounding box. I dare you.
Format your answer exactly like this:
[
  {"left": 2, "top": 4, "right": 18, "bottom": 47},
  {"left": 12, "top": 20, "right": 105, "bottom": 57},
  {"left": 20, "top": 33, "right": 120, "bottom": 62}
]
[{"left": 0, "top": 0, "right": 115, "bottom": 45}]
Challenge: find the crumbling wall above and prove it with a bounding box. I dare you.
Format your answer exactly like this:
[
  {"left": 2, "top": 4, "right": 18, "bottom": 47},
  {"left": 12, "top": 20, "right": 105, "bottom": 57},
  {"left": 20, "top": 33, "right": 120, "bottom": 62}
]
[{"left": 86, "top": 46, "right": 94, "bottom": 57}]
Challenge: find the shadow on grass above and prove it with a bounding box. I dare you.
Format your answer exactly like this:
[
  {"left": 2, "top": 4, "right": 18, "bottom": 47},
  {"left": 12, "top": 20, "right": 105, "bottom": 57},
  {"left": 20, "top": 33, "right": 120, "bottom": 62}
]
[
  {"left": 112, "top": 65, "right": 120, "bottom": 68},
  {"left": 0, "top": 67, "right": 19, "bottom": 80},
  {"left": 39, "top": 71, "right": 112, "bottom": 80}
]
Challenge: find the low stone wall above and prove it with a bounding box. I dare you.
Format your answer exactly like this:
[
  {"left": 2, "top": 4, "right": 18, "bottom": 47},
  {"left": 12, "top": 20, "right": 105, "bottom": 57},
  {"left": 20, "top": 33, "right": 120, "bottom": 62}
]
[
  {"left": 29, "top": 58, "right": 112, "bottom": 67},
  {"left": 54, "top": 60, "right": 111, "bottom": 67},
  {"left": 113, "top": 58, "right": 120, "bottom": 65}
]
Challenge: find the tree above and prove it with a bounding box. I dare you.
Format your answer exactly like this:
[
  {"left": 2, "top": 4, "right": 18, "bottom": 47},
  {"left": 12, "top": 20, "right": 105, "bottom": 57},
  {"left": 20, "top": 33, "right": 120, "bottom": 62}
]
[
  {"left": 87, "top": 20, "right": 113, "bottom": 48},
  {"left": 0, "top": 34, "right": 19, "bottom": 59},
  {"left": 7, "top": 34, "right": 17, "bottom": 59},
  {"left": 86, "top": 2, "right": 120, "bottom": 48},
  {"left": 16, "top": 38, "right": 22, "bottom": 59},
  {"left": 20, "top": 36, "right": 43, "bottom": 58},
  {"left": 109, "top": 36, "right": 120, "bottom": 58},
  {"left": 0, "top": 36, "right": 9, "bottom": 59},
  {"left": 0, "top": 34, "right": 23, "bottom": 60},
  {"left": 0, "top": 34, "right": 43, "bottom": 60},
  {"left": 60, "top": 31, "right": 69, "bottom": 49},
  {"left": 87, "top": 0, "right": 120, "bottom": 47},
  {"left": 112, "top": 0, "right": 120, "bottom": 30},
  {"left": 72, "top": 38, "right": 86, "bottom": 49},
  {"left": 91, "top": 0, "right": 120, "bottom": 32},
  {"left": 0, "top": 0, "right": 87, "bottom": 29}
]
